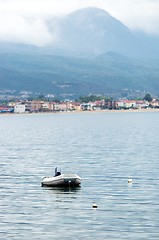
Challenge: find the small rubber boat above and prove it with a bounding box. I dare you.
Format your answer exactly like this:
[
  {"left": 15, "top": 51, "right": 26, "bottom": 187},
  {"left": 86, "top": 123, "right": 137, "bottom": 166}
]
[{"left": 41, "top": 167, "right": 82, "bottom": 187}]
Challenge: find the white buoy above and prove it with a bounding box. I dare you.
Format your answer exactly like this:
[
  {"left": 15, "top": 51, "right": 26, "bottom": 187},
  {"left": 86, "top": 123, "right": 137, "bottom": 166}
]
[
  {"left": 92, "top": 203, "right": 98, "bottom": 208},
  {"left": 128, "top": 179, "right": 133, "bottom": 183}
]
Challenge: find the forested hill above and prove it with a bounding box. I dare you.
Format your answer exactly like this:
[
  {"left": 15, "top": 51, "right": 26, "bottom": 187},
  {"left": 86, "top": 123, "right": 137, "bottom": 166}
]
[{"left": 0, "top": 52, "right": 159, "bottom": 98}]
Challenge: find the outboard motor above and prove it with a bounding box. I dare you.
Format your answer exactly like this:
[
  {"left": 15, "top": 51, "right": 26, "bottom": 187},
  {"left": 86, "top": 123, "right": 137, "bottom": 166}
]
[{"left": 54, "top": 167, "right": 61, "bottom": 176}]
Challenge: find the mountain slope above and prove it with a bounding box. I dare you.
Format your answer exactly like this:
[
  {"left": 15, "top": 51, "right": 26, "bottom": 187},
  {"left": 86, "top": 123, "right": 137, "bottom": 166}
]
[
  {"left": 0, "top": 52, "right": 159, "bottom": 98},
  {"left": 48, "top": 7, "right": 136, "bottom": 57}
]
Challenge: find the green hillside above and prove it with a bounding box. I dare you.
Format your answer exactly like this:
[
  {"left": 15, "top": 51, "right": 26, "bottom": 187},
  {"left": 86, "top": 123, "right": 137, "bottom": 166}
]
[{"left": 0, "top": 52, "right": 159, "bottom": 98}]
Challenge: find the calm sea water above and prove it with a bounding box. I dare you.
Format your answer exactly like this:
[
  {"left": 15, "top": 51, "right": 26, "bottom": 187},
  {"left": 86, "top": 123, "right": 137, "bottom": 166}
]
[{"left": 0, "top": 111, "right": 159, "bottom": 239}]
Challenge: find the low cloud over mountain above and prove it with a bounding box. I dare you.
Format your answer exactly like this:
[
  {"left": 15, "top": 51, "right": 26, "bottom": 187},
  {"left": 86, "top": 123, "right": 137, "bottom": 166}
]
[{"left": 0, "top": 7, "right": 159, "bottom": 58}]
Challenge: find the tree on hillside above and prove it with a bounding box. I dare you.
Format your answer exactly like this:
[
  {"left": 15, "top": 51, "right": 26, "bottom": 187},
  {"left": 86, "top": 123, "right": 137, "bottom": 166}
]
[
  {"left": 78, "top": 95, "right": 110, "bottom": 103},
  {"left": 36, "top": 94, "right": 46, "bottom": 101},
  {"left": 143, "top": 93, "right": 152, "bottom": 102}
]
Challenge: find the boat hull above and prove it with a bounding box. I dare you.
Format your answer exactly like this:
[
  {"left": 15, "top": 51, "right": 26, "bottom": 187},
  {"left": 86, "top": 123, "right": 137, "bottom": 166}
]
[{"left": 41, "top": 174, "right": 81, "bottom": 187}]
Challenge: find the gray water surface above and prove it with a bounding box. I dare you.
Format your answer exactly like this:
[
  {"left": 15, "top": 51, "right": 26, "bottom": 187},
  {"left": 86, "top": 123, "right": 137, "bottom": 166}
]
[{"left": 1, "top": 112, "right": 159, "bottom": 239}]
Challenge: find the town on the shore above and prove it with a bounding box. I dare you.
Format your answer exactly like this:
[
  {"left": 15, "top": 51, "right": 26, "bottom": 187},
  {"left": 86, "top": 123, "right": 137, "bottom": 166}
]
[{"left": 0, "top": 96, "right": 159, "bottom": 114}]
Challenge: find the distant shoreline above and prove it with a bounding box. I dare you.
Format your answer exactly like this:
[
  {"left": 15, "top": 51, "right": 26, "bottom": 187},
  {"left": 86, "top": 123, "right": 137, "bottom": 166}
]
[{"left": 0, "top": 108, "right": 159, "bottom": 116}]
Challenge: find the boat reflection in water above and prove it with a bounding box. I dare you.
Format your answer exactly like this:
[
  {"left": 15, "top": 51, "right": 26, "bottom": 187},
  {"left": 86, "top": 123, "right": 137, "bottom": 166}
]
[{"left": 42, "top": 185, "right": 81, "bottom": 194}]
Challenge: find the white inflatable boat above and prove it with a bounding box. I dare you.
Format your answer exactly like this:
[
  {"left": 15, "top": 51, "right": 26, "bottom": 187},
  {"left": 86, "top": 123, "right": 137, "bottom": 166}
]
[{"left": 41, "top": 167, "right": 82, "bottom": 187}]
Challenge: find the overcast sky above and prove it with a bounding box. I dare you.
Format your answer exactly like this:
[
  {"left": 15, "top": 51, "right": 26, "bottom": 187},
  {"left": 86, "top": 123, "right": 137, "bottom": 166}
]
[{"left": 0, "top": 0, "right": 159, "bottom": 46}]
